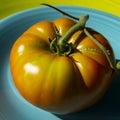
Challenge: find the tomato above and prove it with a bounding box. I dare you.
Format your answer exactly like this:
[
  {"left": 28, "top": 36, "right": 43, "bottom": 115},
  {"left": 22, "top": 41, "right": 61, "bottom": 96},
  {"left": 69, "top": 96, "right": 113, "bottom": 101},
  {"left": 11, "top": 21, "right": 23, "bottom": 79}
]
[{"left": 10, "top": 6, "right": 115, "bottom": 114}]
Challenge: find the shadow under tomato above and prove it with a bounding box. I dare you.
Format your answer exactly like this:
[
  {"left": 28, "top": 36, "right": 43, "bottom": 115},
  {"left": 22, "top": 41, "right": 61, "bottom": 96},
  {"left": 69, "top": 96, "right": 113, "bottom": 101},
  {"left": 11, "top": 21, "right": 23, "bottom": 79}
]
[{"left": 54, "top": 60, "right": 120, "bottom": 120}]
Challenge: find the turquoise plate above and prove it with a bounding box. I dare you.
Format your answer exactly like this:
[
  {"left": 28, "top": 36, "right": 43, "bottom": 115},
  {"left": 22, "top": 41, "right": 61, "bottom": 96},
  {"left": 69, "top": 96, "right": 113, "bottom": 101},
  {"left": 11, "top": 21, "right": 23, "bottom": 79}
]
[{"left": 0, "top": 6, "right": 120, "bottom": 120}]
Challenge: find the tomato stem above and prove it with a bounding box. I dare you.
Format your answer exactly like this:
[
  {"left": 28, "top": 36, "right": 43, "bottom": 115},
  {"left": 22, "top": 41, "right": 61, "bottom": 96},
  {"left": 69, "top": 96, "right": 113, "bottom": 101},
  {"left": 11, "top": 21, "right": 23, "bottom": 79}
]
[
  {"left": 84, "top": 28, "right": 115, "bottom": 69},
  {"left": 41, "top": 3, "right": 79, "bottom": 20},
  {"left": 57, "top": 14, "right": 89, "bottom": 55},
  {"left": 41, "top": 4, "right": 89, "bottom": 55},
  {"left": 116, "top": 61, "right": 120, "bottom": 69},
  {"left": 43, "top": 4, "right": 116, "bottom": 68},
  {"left": 49, "top": 14, "right": 89, "bottom": 55}
]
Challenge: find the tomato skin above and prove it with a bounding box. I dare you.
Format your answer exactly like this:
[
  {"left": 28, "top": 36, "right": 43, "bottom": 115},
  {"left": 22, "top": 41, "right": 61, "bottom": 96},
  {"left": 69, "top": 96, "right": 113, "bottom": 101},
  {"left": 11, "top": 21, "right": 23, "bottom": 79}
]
[
  {"left": 53, "top": 17, "right": 76, "bottom": 36},
  {"left": 10, "top": 17, "right": 115, "bottom": 114}
]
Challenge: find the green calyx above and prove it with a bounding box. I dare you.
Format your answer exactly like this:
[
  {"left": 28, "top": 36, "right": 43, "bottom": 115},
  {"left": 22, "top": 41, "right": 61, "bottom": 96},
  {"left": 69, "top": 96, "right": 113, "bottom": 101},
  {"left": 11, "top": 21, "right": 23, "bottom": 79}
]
[
  {"left": 49, "top": 14, "right": 89, "bottom": 56},
  {"left": 41, "top": 3, "right": 115, "bottom": 69}
]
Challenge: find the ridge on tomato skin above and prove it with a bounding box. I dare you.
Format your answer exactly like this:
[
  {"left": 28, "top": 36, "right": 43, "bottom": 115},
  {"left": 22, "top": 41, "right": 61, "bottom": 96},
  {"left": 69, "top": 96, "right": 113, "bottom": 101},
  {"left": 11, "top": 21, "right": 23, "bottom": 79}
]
[{"left": 10, "top": 5, "right": 115, "bottom": 115}]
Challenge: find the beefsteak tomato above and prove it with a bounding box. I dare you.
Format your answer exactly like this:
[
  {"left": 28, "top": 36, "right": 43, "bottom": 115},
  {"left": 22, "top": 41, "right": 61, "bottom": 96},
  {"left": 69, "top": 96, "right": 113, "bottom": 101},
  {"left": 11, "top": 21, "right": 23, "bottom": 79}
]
[{"left": 10, "top": 5, "right": 115, "bottom": 114}]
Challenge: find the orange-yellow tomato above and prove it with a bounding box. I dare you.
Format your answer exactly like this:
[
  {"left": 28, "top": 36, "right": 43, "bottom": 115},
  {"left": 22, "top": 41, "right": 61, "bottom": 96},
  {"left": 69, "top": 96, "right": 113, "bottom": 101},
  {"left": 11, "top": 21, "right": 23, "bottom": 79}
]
[{"left": 10, "top": 17, "right": 115, "bottom": 114}]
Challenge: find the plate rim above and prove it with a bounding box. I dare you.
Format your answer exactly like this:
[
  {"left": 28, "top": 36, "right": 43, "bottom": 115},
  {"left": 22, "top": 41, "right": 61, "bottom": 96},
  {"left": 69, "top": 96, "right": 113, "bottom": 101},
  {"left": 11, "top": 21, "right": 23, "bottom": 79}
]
[{"left": 0, "top": 5, "right": 120, "bottom": 24}]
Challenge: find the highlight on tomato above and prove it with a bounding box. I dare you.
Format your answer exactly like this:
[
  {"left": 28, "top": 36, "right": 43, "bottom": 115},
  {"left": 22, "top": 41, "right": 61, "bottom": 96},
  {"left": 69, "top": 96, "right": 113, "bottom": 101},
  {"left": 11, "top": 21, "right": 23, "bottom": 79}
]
[{"left": 10, "top": 4, "right": 116, "bottom": 114}]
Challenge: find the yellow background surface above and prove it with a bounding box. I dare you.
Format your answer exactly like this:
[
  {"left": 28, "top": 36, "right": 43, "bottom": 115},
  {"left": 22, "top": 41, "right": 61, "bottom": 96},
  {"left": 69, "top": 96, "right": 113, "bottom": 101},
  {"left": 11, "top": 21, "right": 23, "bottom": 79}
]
[{"left": 0, "top": 0, "right": 120, "bottom": 19}]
